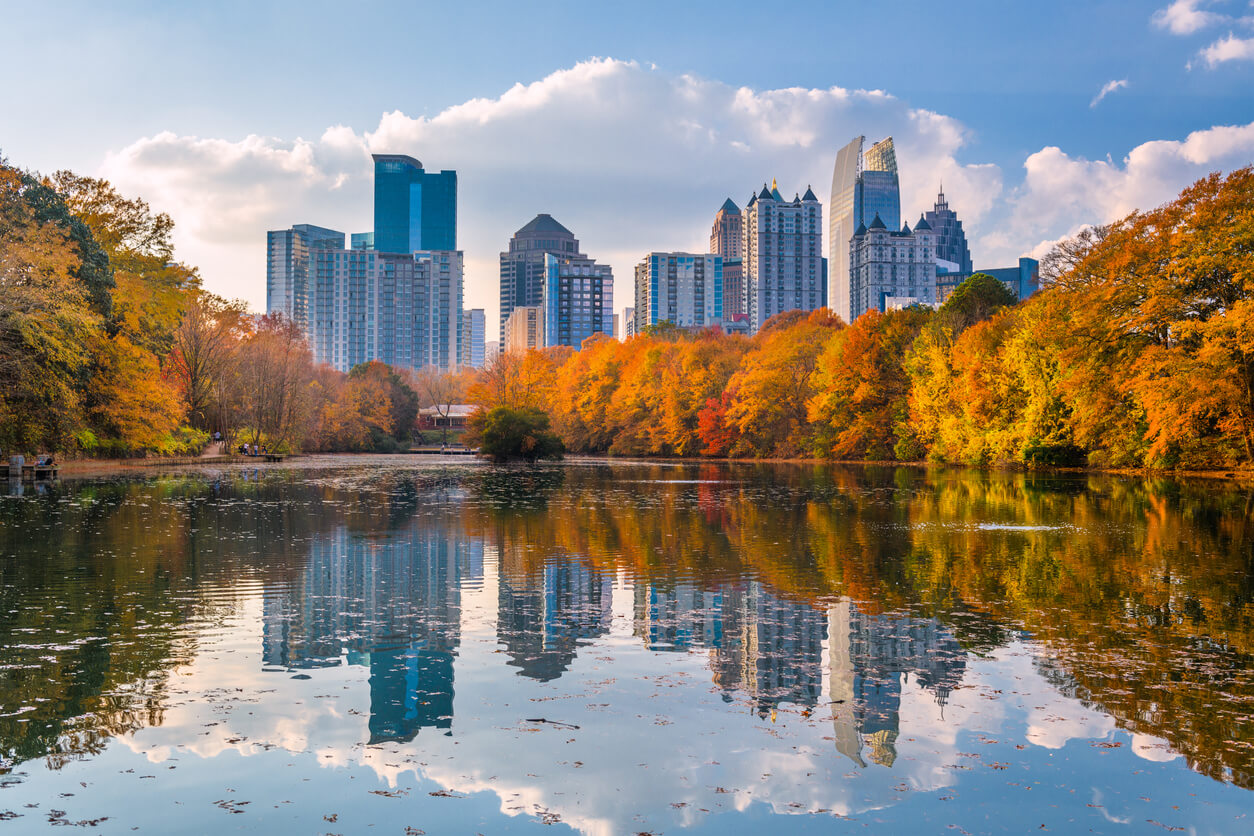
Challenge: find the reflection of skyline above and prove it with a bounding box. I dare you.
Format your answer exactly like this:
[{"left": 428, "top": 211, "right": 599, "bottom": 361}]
[
  {"left": 829, "top": 598, "right": 967, "bottom": 767},
  {"left": 498, "top": 560, "right": 613, "bottom": 682},
  {"left": 262, "top": 524, "right": 484, "bottom": 743}
]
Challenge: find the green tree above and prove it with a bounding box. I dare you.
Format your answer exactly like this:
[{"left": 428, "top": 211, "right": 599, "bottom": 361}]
[{"left": 467, "top": 406, "right": 564, "bottom": 462}]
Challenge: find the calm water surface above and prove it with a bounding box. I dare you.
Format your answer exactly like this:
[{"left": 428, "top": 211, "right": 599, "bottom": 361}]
[{"left": 1, "top": 457, "right": 1252, "bottom": 833}]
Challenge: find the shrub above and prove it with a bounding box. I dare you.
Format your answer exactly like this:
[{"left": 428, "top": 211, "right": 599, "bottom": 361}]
[{"left": 468, "top": 407, "right": 564, "bottom": 463}]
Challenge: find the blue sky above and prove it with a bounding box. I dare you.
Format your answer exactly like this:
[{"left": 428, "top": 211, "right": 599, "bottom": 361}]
[{"left": 3, "top": 0, "right": 1253, "bottom": 324}]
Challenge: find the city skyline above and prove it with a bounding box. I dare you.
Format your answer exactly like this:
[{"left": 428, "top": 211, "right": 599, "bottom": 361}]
[{"left": 4, "top": 2, "right": 1254, "bottom": 333}]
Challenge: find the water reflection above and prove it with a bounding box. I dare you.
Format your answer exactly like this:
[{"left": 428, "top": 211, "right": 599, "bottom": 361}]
[{"left": 1, "top": 461, "right": 1252, "bottom": 832}]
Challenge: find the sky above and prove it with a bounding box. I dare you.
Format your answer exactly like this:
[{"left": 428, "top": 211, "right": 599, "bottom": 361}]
[{"left": 2, "top": 0, "right": 1253, "bottom": 330}]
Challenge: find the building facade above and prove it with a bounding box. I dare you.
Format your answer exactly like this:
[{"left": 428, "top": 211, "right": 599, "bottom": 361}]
[
  {"left": 498, "top": 214, "right": 581, "bottom": 343},
  {"left": 633, "top": 252, "right": 723, "bottom": 332},
  {"left": 307, "top": 248, "right": 463, "bottom": 373},
  {"left": 372, "top": 154, "right": 457, "bottom": 254},
  {"left": 266, "top": 224, "right": 345, "bottom": 327},
  {"left": 923, "top": 187, "right": 972, "bottom": 274},
  {"left": 484, "top": 340, "right": 501, "bottom": 365},
  {"left": 829, "top": 136, "right": 902, "bottom": 324},
  {"left": 848, "top": 214, "right": 937, "bottom": 320},
  {"left": 743, "top": 181, "right": 824, "bottom": 332},
  {"left": 504, "top": 306, "right": 544, "bottom": 354},
  {"left": 622, "top": 307, "right": 636, "bottom": 339},
  {"left": 542, "top": 254, "right": 613, "bottom": 349},
  {"left": 459, "top": 308, "right": 485, "bottom": 369},
  {"left": 710, "top": 198, "right": 742, "bottom": 258}
]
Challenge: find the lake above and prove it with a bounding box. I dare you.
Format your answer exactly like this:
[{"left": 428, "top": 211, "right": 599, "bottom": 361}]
[{"left": 1, "top": 457, "right": 1252, "bottom": 833}]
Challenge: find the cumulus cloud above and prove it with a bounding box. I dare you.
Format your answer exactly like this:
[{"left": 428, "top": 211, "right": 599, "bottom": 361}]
[
  {"left": 99, "top": 58, "right": 1002, "bottom": 323},
  {"left": 1152, "top": 0, "right": 1226, "bottom": 34},
  {"left": 1090, "top": 79, "right": 1129, "bottom": 108},
  {"left": 981, "top": 120, "right": 1254, "bottom": 264},
  {"left": 1195, "top": 31, "right": 1254, "bottom": 65}
]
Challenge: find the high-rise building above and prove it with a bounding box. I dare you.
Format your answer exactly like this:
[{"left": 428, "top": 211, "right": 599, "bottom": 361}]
[
  {"left": 710, "top": 198, "right": 741, "bottom": 257},
  {"left": 372, "top": 154, "right": 457, "bottom": 254},
  {"left": 498, "top": 214, "right": 581, "bottom": 343},
  {"left": 350, "top": 232, "right": 374, "bottom": 251},
  {"left": 829, "top": 136, "right": 902, "bottom": 323},
  {"left": 307, "top": 248, "right": 463, "bottom": 373},
  {"left": 623, "top": 307, "right": 636, "bottom": 339},
  {"left": 459, "top": 308, "right": 485, "bottom": 369},
  {"left": 743, "top": 180, "right": 824, "bottom": 332},
  {"left": 266, "top": 224, "right": 345, "bottom": 327},
  {"left": 633, "top": 252, "right": 723, "bottom": 332},
  {"left": 484, "top": 340, "right": 501, "bottom": 365},
  {"left": 504, "top": 306, "right": 544, "bottom": 354},
  {"left": 542, "top": 254, "right": 613, "bottom": 349},
  {"left": 710, "top": 198, "right": 744, "bottom": 317},
  {"left": 923, "top": 187, "right": 972, "bottom": 274},
  {"left": 847, "top": 214, "right": 936, "bottom": 319}
]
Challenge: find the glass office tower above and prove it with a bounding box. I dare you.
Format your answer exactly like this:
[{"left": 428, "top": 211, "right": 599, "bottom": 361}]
[
  {"left": 828, "top": 136, "right": 902, "bottom": 324},
  {"left": 372, "top": 154, "right": 457, "bottom": 253}
]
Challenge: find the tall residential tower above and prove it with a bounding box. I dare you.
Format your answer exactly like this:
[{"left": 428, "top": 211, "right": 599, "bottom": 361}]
[
  {"left": 743, "top": 180, "right": 823, "bottom": 332},
  {"left": 372, "top": 154, "right": 457, "bottom": 253},
  {"left": 498, "top": 214, "right": 581, "bottom": 343}
]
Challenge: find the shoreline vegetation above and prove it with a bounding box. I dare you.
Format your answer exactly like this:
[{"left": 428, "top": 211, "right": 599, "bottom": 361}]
[{"left": 3, "top": 157, "right": 1253, "bottom": 475}]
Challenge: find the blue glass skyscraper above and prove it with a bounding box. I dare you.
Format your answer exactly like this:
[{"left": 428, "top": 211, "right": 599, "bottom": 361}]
[
  {"left": 372, "top": 154, "right": 457, "bottom": 253},
  {"left": 829, "top": 136, "right": 902, "bottom": 323}
]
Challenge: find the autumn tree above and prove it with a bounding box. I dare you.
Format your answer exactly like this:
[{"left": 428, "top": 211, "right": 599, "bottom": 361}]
[
  {"left": 236, "top": 314, "right": 314, "bottom": 451},
  {"left": 168, "top": 292, "right": 250, "bottom": 432}
]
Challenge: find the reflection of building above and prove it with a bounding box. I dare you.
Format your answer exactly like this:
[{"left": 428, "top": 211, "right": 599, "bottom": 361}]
[
  {"left": 262, "top": 518, "right": 484, "bottom": 743},
  {"left": 828, "top": 598, "right": 967, "bottom": 767},
  {"left": 633, "top": 581, "right": 826, "bottom": 717},
  {"left": 498, "top": 560, "right": 613, "bottom": 682}
]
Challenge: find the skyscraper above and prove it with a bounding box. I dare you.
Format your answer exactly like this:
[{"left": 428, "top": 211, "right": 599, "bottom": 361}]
[
  {"left": 829, "top": 136, "right": 902, "bottom": 323},
  {"left": 498, "top": 214, "right": 581, "bottom": 343},
  {"left": 372, "top": 154, "right": 457, "bottom": 254},
  {"left": 306, "top": 248, "right": 463, "bottom": 373},
  {"left": 923, "top": 186, "right": 973, "bottom": 274},
  {"left": 743, "top": 180, "right": 823, "bottom": 332},
  {"left": 633, "top": 253, "right": 723, "bottom": 332},
  {"left": 504, "top": 306, "right": 544, "bottom": 354},
  {"left": 266, "top": 224, "right": 345, "bottom": 327},
  {"left": 459, "top": 308, "right": 486, "bottom": 369},
  {"left": 847, "top": 214, "right": 936, "bottom": 320},
  {"left": 710, "top": 198, "right": 744, "bottom": 317},
  {"left": 542, "top": 254, "right": 613, "bottom": 349}
]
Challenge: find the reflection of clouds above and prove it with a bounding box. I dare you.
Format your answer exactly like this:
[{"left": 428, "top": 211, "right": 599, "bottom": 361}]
[
  {"left": 1132, "top": 733, "right": 1181, "bottom": 763},
  {"left": 114, "top": 582, "right": 1175, "bottom": 836}
]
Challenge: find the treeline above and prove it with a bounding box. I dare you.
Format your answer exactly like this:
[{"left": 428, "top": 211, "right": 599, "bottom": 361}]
[
  {"left": 0, "top": 159, "right": 466, "bottom": 457},
  {"left": 471, "top": 168, "right": 1254, "bottom": 470}
]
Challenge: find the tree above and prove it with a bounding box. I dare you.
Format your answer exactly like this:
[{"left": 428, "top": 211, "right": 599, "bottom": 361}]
[
  {"left": 467, "top": 406, "right": 564, "bottom": 462},
  {"left": 938, "top": 272, "right": 1018, "bottom": 333},
  {"left": 168, "top": 292, "right": 250, "bottom": 432},
  {"left": 412, "top": 366, "right": 467, "bottom": 443},
  {"left": 236, "top": 314, "right": 314, "bottom": 452}
]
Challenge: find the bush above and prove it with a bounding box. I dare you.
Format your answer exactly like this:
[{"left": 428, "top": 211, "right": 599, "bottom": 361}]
[
  {"left": 467, "top": 407, "right": 564, "bottom": 463},
  {"left": 1023, "top": 444, "right": 1087, "bottom": 468}
]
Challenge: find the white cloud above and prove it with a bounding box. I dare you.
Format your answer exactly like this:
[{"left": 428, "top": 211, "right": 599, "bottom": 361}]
[
  {"left": 1090, "top": 79, "right": 1129, "bottom": 108},
  {"left": 99, "top": 58, "right": 1002, "bottom": 327},
  {"left": 981, "top": 120, "right": 1254, "bottom": 264},
  {"left": 1196, "top": 31, "right": 1254, "bottom": 65},
  {"left": 1152, "top": 0, "right": 1226, "bottom": 34}
]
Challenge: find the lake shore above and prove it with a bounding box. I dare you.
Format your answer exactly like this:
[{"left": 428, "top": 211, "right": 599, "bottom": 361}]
[{"left": 35, "top": 451, "right": 1254, "bottom": 484}]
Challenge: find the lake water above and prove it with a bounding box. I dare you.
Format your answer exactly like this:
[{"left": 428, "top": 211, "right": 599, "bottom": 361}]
[{"left": 1, "top": 457, "right": 1252, "bottom": 833}]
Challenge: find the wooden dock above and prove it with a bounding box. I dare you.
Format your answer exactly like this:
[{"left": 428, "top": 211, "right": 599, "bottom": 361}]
[{"left": 1, "top": 464, "right": 59, "bottom": 482}]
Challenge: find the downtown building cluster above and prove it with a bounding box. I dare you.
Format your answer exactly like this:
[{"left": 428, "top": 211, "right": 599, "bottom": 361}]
[
  {"left": 267, "top": 154, "right": 483, "bottom": 373},
  {"left": 269, "top": 140, "right": 1041, "bottom": 370}
]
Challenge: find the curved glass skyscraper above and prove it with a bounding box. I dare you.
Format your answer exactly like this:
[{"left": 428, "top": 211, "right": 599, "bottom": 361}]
[
  {"left": 828, "top": 136, "right": 901, "bottom": 323},
  {"left": 372, "top": 154, "right": 457, "bottom": 254}
]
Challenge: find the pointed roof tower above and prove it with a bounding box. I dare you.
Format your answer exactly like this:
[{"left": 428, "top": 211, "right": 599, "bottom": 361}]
[
  {"left": 759, "top": 184, "right": 773, "bottom": 201},
  {"left": 868, "top": 212, "right": 887, "bottom": 230},
  {"left": 914, "top": 214, "right": 932, "bottom": 231},
  {"left": 802, "top": 185, "right": 818, "bottom": 202},
  {"left": 719, "top": 197, "right": 740, "bottom": 214},
  {"left": 770, "top": 177, "right": 783, "bottom": 201}
]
